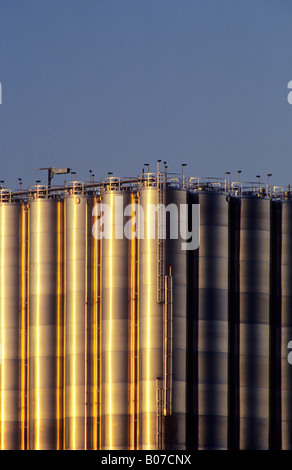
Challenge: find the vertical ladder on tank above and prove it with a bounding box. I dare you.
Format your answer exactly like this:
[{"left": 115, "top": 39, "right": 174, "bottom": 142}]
[
  {"left": 97, "top": 197, "right": 102, "bottom": 450},
  {"left": 156, "top": 377, "right": 163, "bottom": 450},
  {"left": 163, "top": 267, "right": 173, "bottom": 417},
  {"left": 156, "top": 266, "right": 173, "bottom": 450},
  {"left": 156, "top": 161, "right": 166, "bottom": 303}
]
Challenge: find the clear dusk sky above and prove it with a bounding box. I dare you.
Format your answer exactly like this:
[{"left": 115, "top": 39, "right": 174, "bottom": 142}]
[{"left": 1, "top": 0, "right": 292, "bottom": 190}]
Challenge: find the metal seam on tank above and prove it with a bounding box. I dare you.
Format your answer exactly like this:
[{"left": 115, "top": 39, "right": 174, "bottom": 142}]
[
  {"left": 130, "top": 192, "right": 134, "bottom": 449},
  {"left": 0, "top": 205, "right": 4, "bottom": 450},
  {"left": 92, "top": 196, "right": 98, "bottom": 449},
  {"left": 130, "top": 195, "right": 133, "bottom": 447},
  {"left": 56, "top": 201, "right": 60, "bottom": 449},
  {"left": 56, "top": 200, "right": 63, "bottom": 450},
  {"left": 96, "top": 195, "right": 101, "bottom": 450},
  {"left": 63, "top": 198, "right": 66, "bottom": 451},
  {"left": 99, "top": 215, "right": 102, "bottom": 450},
  {"left": 146, "top": 189, "right": 151, "bottom": 447},
  {"left": 136, "top": 192, "right": 140, "bottom": 450},
  {"left": 36, "top": 200, "right": 40, "bottom": 449},
  {"left": 72, "top": 197, "right": 76, "bottom": 447},
  {"left": 108, "top": 192, "right": 113, "bottom": 447},
  {"left": 94, "top": 196, "right": 98, "bottom": 449},
  {"left": 20, "top": 205, "right": 27, "bottom": 450},
  {"left": 129, "top": 191, "right": 139, "bottom": 450},
  {"left": 27, "top": 205, "right": 30, "bottom": 449},
  {"left": 84, "top": 199, "right": 88, "bottom": 450}
]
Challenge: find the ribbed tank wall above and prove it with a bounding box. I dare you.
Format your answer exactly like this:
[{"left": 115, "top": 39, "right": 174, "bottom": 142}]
[
  {"left": 164, "top": 188, "right": 187, "bottom": 450},
  {"left": 0, "top": 203, "right": 26, "bottom": 449},
  {"left": 100, "top": 191, "right": 132, "bottom": 450},
  {"left": 186, "top": 192, "right": 199, "bottom": 450},
  {"left": 269, "top": 201, "right": 281, "bottom": 449},
  {"left": 4, "top": 181, "right": 292, "bottom": 450},
  {"left": 281, "top": 201, "right": 292, "bottom": 449},
  {"left": 239, "top": 197, "right": 270, "bottom": 450},
  {"left": 197, "top": 192, "right": 229, "bottom": 450},
  {"left": 139, "top": 187, "right": 163, "bottom": 450},
  {"left": 64, "top": 195, "right": 92, "bottom": 450},
  {"left": 29, "top": 198, "right": 63, "bottom": 450},
  {"left": 89, "top": 195, "right": 100, "bottom": 450}
]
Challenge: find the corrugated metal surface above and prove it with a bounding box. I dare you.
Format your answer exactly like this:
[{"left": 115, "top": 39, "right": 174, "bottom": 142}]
[
  {"left": 239, "top": 197, "right": 270, "bottom": 450},
  {"left": 29, "top": 198, "right": 63, "bottom": 449},
  {"left": 64, "top": 195, "right": 91, "bottom": 450},
  {"left": 139, "top": 187, "right": 163, "bottom": 450},
  {"left": 164, "top": 188, "right": 187, "bottom": 450},
  {"left": 1, "top": 180, "right": 292, "bottom": 450},
  {"left": 89, "top": 195, "right": 100, "bottom": 450},
  {"left": 197, "top": 192, "right": 229, "bottom": 450},
  {"left": 101, "top": 191, "right": 132, "bottom": 450},
  {"left": 0, "top": 203, "right": 25, "bottom": 449},
  {"left": 281, "top": 201, "right": 292, "bottom": 449}
]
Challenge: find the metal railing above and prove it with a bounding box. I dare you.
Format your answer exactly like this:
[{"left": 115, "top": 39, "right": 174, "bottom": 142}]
[{"left": 0, "top": 172, "right": 290, "bottom": 202}]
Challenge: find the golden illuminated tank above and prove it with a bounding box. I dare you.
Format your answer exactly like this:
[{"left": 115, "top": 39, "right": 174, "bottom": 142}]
[
  {"left": 100, "top": 190, "right": 133, "bottom": 450},
  {"left": 0, "top": 172, "right": 292, "bottom": 450},
  {"left": 28, "top": 197, "right": 63, "bottom": 450},
  {"left": 64, "top": 193, "right": 92, "bottom": 450},
  {"left": 0, "top": 201, "right": 26, "bottom": 449}
]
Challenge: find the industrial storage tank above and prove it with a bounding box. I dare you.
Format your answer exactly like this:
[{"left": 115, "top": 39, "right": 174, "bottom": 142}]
[
  {"left": 64, "top": 193, "right": 93, "bottom": 450},
  {"left": 185, "top": 190, "right": 199, "bottom": 450},
  {"left": 196, "top": 192, "right": 229, "bottom": 450},
  {"left": 28, "top": 196, "right": 63, "bottom": 450},
  {"left": 138, "top": 182, "right": 188, "bottom": 450},
  {"left": 138, "top": 185, "right": 164, "bottom": 450},
  {"left": 239, "top": 197, "right": 270, "bottom": 450},
  {"left": 100, "top": 189, "right": 133, "bottom": 450},
  {"left": 281, "top": 200, "right": 292, "bottom": 450},
  {"left": 0, "top": 201, "right": 26, "bottom": 450},
  {"left": 164, "top": 187, "right": 188, "bottom": 450},
  {"left": 2, "top": 171, "right": 292, "bottom": 451}
]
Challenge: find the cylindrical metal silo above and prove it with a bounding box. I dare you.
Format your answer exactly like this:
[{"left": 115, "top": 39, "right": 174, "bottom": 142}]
[
  {"left": 164, "top": 188, "right": 188, "bottom": 450},
  {"left": 64, "top": 194, "right": 92, "bottom": 450},
  {"left": 269, "top": 201, "right": 281, "bottom": 449},
  {"left": 186, "top": 191, "right": 199, "bottom": 450},
  {"left": 239, "top": 197, "right": 270, "bottom": 450},
  {"left": 281, "top": 201, "right": 292, "bottom": 449},
  {"left": 89, "top": 195, "right": 101, "bottom": 450},
  {"left": 197, "top": 192, "right": 229, "bottom": 450},
  {"left": 139, "top": 186, "right": 164, "bottom": 450},
  {"left": 100, "top": 190, "right": 132, "bottom": 450},
  {"left": 4, "top": 173, "right": 292, "bottom": 451},
  {"left": 0, "top": 202, "right": 26, "bottom": 450},
  {"left": 28, "top": 197, "right": 63, "bottom": 450},
  {"left": 138, "top": 184, "right": 189, "bottom": 450}
]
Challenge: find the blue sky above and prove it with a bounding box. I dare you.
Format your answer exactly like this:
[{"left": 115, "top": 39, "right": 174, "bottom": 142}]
[{"left": 1, "top": 0, "right": 292, "bottom": 189}]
